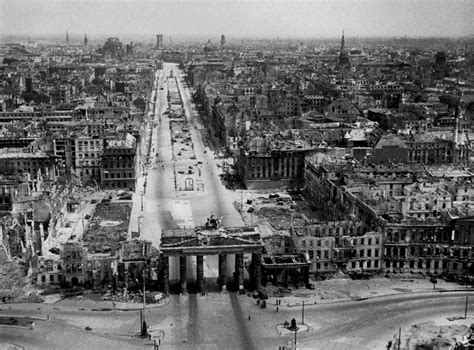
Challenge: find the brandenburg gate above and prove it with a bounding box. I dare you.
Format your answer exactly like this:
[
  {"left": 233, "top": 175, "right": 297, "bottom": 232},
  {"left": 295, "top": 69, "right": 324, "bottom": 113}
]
[{"left": 160, "top": 224, "right": 263, "bottom": 294}]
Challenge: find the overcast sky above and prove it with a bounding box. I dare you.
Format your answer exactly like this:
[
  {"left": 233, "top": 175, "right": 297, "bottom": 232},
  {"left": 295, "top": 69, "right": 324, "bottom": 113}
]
[{"left": 1, "top": 0, "right": 473, "bottom": 39}]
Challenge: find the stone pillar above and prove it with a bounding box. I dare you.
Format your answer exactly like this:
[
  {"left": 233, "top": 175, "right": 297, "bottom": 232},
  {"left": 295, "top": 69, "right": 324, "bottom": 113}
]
[
  {"left": 234, "top": 253, "right": 244, "bottom": 291},
  {"left": 251, "top": 253, "right": 261, "bottom": 291},
  {"left": 196, "top": 255, "right": 204, "bottom": 293},
  {"left": 303, "top": 267, "right": 310, "bottom": 286},
  {"left": 162, "top": 256, "right": 169, "bottom": 295},
  {"left": 281, "top": 268, "right": 288, "bottom": 285},
  {"left": 218, "top": 254, "right": 227, "bottom": 289},
  {"left": 179, "top": 256, "right": 187, "bottom": 294}
]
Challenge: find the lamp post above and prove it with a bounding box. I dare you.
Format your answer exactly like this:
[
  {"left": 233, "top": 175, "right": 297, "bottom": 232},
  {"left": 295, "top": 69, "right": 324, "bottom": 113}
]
[
  {"left": 465, "top": 296, "right": 469, "bottom": 319},
  {"left": 140, "top": 269, "right": 149, "bottom": 338},
  {"left": 302, "top": 301, "right": 305, "bottom": 325},
  {"left": 294, "top": 324, "right": 297, "bottom": 349}
]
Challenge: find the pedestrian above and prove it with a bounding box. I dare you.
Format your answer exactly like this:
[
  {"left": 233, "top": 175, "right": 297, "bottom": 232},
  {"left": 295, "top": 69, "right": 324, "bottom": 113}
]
[
  {"left": 276, "top": 307, "right": 279, "bottom": 312},
  {"left": 248, "top": 315, "right": 251, "bottom": 321}
]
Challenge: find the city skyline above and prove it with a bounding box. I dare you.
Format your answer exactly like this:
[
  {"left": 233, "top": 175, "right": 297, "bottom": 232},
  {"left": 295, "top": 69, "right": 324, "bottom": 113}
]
[{"left": 1, "top": 0, "right": 473, "bottom": 39}]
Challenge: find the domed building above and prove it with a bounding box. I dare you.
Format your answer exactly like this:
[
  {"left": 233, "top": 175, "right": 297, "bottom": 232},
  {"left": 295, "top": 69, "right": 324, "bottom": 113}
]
[
  {"left": 203, "top": 39, "right": 217, "bottom": 54},
  {"left": 102, "top": 37, "right": 123, "bottom": 59}
]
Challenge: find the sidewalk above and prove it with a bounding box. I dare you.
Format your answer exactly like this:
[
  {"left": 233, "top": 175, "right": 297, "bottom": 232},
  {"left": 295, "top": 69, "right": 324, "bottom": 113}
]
[
  {"left": 54, "top": 295, "right": 170, "bottom": 311},
  {"left": 128, "top": 68, "right": 163, "bottom": 238},
  {"left": 262, "top": 276, "right": 473, "bottom": 309}
]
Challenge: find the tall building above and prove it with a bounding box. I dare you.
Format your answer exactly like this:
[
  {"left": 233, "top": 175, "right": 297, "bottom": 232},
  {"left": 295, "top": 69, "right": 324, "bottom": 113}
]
[
  {"left": 83, "top": 34, "right": 88, "bottom": 51},
  {"left": 65, "top": 31, "right": 69, "bottom": 46},
  {"left": 220, "top": 34, "right": 225, "bottom": 50},
  {"left": 435, "top": 51, "right": 447, "bottom": 67},
  {"left": 156, "top": 34, "right": 163, "bottom": 49},
  {"left": 338, "top": 30, "right": 350, "bottom": 67},
  {"left": 25, "top": 75, "right": 33, "bottom": 93}
]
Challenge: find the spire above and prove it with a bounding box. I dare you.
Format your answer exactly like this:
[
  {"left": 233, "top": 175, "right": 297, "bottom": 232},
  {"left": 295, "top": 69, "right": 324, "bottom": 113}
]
[
  {"left": 341, "top": 30, "right": 345, "bottom": 52},
  {"left": 66, "top": 30, "right": 69, "bottom": 45},
  {"left": 84, "top": 33, "right": 88, "bottom": 50}
]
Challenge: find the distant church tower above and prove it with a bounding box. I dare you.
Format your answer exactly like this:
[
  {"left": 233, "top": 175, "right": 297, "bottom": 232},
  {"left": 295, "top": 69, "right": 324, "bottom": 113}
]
[
  {"left": 220, "top": 34, "right": 226, "bottom": 50},
  {"left": 83, "top": 34, "right": 88, "bottom": 51},
  {"left": 338, "top": 30, "right": 350, "bottom": 68},
  {"left": 66, "top": 31, "right": 70, "bottom": 46}
]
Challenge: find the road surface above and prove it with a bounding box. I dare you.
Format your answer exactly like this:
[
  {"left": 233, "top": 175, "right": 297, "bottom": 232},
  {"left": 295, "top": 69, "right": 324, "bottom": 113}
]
[{"left": 2, "top": 291, "right": 473, "bottom": 349}]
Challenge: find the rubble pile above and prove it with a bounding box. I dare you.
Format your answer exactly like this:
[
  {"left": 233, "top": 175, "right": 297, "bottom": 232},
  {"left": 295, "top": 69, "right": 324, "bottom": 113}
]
[
  {"left": 404, "top": 322, "right": 474, "bottom": 350},
  {"left": 0, "top": 258, "right": 32, "bottom": 302}
]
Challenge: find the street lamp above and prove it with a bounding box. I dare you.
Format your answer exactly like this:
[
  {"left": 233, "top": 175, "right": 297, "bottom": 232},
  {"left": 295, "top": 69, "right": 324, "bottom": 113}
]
[
  {"left": 140, "top": 269, "right": 149, "bottom": 338},
  {"left": 294, "top": 322, "right": 297, "bottom": 349},
  {"left": 302, "top": 300, "right": 305, "bottom": 325}
]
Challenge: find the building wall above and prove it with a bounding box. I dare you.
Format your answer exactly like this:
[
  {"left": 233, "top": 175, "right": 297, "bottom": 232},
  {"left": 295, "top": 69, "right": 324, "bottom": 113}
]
[
  {"left": 0, "top": 156, "right": 56, "bottom": 178},
  {"left": 101, "top": 147, "right": 136, "bottom": 191},
  {"left": 237, "top": 150, "right": 306, "bottom": 190},
  {"left": 372, "top": 145, "right": 409, "bottom": 163},
  {"left": 347, "top": 233, "right": 383, "bottom": 271},
  {"left": 294, "top": 226, "right": 382, "bottom": 275},
  {"left": 74, "top": 137, "right": 103, "bottom": 184}
]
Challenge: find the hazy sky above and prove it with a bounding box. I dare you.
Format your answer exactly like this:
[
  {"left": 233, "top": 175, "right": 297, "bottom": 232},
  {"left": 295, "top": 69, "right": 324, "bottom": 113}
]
[{"left": 1, "top": 0, "right": 473, "bottom": 39}]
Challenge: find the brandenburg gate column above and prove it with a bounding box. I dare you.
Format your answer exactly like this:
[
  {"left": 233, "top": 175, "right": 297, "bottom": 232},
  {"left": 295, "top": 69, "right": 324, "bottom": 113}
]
[
  {"left": 162, "top": 256, "right": 169, "bottom": 295},
  {"left": 234, "top": 253, "right": 244, "bottom": 292},
  {"left": 179, "top": 256, "right": 187, "bottom": 294},
  {"left": 251, "top": 252, "right": 262, "bottom": 291},
  {"left": 218, "top": 254, "right": 227, "bottom": 290},
  {"left": 303, "top": 266, "right": 310, "bottom": 286},
  {"left": 196, "top": 255, "right": 204, "bottom": 293}
]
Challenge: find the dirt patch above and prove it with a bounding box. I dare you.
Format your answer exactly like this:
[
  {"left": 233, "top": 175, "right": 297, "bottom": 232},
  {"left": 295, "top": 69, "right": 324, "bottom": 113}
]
[{"left": 83, "top": 202, "right": 131, "bottom": 253}]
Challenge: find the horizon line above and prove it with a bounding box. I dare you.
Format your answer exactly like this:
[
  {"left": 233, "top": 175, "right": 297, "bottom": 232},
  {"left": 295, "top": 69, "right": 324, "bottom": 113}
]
[{"left": 2, "top": 32, "right": 474, "bottom": 41}]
